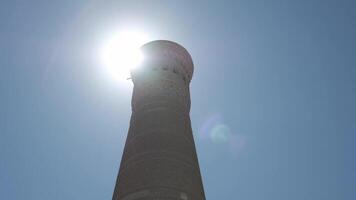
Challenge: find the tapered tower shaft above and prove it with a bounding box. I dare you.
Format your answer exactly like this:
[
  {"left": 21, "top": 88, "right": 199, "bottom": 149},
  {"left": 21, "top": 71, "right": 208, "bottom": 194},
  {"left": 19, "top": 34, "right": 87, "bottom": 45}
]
[{"left": 113, "top": 40, "right": 205, "bottom": 200}]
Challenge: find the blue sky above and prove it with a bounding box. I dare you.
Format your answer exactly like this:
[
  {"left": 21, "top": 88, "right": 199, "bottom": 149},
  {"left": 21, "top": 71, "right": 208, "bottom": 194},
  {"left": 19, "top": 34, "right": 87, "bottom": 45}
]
[{"left": 1, "top": 0, "right": 355, "bottom": 199}]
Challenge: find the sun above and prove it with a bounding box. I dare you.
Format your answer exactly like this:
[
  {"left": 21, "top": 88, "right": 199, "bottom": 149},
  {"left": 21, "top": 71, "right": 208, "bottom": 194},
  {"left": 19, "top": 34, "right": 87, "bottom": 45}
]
[{"left": 100, "top": 30, "right": 149, "bottom": 81}]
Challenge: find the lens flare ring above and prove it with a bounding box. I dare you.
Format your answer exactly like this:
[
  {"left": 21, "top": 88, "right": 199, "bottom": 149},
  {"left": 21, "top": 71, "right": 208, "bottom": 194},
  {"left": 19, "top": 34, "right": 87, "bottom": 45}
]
[{"left": 199, "top": 113, "right": 247, "bottom": 158}]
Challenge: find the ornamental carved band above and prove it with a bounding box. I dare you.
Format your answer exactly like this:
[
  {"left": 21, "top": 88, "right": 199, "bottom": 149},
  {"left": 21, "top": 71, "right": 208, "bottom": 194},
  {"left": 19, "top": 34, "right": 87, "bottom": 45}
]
[{"left": 113, "top": 40, "right": 205, "bottom": 200}]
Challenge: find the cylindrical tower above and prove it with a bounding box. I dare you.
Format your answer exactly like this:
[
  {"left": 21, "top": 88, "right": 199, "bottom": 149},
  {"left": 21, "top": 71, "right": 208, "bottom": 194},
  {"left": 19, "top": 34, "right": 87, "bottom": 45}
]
[{"left": 113, "top": 40, "right": 205, "bottom": 200}]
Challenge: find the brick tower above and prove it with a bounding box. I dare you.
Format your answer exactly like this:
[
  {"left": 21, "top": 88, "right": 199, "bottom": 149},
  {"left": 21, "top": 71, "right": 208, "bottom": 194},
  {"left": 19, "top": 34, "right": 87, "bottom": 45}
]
[{"left": 112, "top": 40, "right": 205, "bottom": 200}]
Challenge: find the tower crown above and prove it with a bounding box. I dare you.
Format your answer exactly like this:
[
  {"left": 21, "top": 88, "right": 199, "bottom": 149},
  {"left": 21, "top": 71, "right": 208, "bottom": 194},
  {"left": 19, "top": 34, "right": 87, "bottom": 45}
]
[{"left": 131, "top": 40, "right": 194, "bottom": 84}]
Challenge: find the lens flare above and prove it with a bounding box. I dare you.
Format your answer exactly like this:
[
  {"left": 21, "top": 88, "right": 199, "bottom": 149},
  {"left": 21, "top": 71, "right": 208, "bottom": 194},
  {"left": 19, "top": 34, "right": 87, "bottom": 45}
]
[
  {"left": 211, "top": 124, "right": 231, "bottom": 144},
  {"left": 199, "top": 113, "right": 247, "bottom": 158},
  {"left": 199, "top": 113, "right": 223, "bottom": 140}
]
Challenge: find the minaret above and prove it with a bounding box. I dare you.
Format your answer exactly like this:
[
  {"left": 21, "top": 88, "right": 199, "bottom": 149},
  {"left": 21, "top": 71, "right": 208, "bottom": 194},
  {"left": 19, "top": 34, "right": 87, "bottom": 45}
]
[{"left": 113, "top": 40, "right": 205, "bottom": 200}]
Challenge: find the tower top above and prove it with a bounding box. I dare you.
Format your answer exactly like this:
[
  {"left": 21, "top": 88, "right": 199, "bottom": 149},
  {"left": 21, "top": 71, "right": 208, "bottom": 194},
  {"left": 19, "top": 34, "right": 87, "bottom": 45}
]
[{"left": 136, "top": 40, "right": 194, "bottom": 82}]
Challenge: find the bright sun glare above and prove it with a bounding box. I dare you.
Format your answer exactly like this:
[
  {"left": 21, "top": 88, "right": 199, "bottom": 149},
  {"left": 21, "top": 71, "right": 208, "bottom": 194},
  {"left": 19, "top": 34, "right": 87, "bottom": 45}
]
[{"left": 100, "top": 30, "right": 149, "bottom": 81}]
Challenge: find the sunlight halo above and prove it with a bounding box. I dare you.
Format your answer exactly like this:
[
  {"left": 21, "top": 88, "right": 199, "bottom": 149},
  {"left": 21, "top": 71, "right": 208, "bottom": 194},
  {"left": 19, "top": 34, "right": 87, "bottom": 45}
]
[{"left": 100, "top": 30, "right": 150, "bottom": 81}]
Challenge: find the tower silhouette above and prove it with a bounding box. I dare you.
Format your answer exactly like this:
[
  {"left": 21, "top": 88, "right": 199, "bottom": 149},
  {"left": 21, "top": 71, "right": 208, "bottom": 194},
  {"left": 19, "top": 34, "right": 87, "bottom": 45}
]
[{"left": 113, "top": 40, "right": 205, "bottom": 200}]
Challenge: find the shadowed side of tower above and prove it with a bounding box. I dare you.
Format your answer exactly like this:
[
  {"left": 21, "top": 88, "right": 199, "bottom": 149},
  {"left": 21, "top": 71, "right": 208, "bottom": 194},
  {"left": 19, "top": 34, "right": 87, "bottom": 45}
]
[{"left": 113, "top": 40, "right": 205, "bottom": 200}]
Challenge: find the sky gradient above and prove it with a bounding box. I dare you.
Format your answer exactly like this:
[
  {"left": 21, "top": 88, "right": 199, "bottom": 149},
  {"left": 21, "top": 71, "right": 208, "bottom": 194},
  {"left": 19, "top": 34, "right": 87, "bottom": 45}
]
[{"left": 1, "top": 0, "right": 356, "bottom": 199}]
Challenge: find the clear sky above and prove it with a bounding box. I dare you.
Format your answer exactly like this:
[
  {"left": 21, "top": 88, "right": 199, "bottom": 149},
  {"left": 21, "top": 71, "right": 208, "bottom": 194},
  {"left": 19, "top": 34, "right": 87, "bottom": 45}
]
[{"left": 1, "top": 0, "right": 355, "bottom": 199}]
